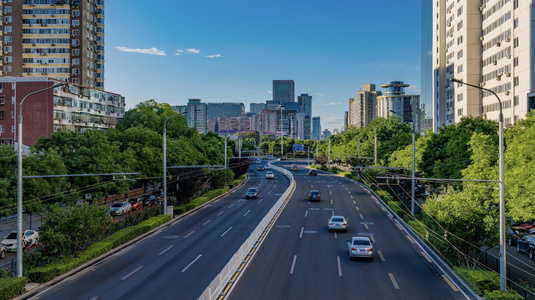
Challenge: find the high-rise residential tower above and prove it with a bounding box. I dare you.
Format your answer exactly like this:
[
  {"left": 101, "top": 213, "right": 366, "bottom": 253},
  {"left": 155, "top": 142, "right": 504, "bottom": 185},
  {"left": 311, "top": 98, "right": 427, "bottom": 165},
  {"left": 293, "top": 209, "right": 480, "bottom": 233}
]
[
  {"left": 312, "top": 116, "right": 321, "bottom": 140},
  {"left": 421, "top": 0, "right": 434, "bottom": 134},
  {"left": 1, "top": 0, "right": 105, "bottom": 89},
  {"left": 273, "top": 80, "right": 295, "bottom": 104},
  {"left": 348, "top": 84, "right": 382, "bottom": 129},
  {"left": 433, "top": 0, "right": 535, "bottom": 130}
]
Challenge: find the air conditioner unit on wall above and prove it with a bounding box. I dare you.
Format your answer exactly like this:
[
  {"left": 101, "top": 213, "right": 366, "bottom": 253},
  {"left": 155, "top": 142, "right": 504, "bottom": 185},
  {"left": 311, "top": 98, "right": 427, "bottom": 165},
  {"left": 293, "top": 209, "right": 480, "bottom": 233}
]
[
  {"left": 506, "top": 72, "right": 511, "bottom": 77},
  {"left": 505, "top": 91, "right": 510, "bottom": 95}
]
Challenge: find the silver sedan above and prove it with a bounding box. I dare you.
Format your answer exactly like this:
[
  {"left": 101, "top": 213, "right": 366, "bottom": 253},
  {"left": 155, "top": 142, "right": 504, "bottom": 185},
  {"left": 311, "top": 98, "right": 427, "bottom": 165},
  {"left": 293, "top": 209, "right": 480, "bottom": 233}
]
[
  {"left": 347, "top": 236, "right": 374, "bottom": 260},
  {"left": 328, "top": 216, "right": 348, "bottom": 232}
]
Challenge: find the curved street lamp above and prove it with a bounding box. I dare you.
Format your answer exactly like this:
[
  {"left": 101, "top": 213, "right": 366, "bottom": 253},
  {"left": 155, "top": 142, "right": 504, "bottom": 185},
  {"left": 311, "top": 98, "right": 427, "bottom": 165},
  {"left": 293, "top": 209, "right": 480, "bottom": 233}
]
[
  {"left": 163, "top": 113, "right": 185, "bottom": 217},
  {"left": 450, "top": 77, "right": 506, "bottom": 290},
  {"left": 17, "top": 82, "right": 66, "bottom": 277},
  {"left": 278, "top": 105, "right": 285, "bottom": 156}
]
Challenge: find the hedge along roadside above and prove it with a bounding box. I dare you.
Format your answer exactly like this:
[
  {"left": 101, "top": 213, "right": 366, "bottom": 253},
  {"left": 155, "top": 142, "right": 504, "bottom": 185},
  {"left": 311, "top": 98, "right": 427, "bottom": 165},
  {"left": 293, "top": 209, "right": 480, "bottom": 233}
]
[{"left": 0, "top": 277, "right": 28, "bottom": 300}]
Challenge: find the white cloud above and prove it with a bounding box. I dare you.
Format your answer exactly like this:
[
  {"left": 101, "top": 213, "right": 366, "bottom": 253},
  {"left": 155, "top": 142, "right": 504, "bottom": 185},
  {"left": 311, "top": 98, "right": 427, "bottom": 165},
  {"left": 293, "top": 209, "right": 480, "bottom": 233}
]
[
  {"left": 175, "top": 50, "right": 184, "bottom": 56},
  {"left": 324, "top": 102, "right": 344, "bottom": 106},
  {"left": 267, "top": 90, "right": 272, "bottom": 94},
  {"left": 187, "top": 48, "right": 200, "bottom": 54},
  {"left": 315, "top": 93, "right": 325, "bottom": 97},
  {"left": 205, "top": 54, "right": 222, "bottom": 58},
  {"left": 115, "top": 46, "right": 166, "bottom": 56},
  {"left": 325, "top": 117, "right": 343, "bottom": 124}
]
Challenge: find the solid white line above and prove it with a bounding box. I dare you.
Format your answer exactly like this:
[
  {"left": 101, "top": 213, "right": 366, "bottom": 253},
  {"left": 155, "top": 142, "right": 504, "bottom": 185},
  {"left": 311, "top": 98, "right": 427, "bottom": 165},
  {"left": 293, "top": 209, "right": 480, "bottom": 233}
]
[
  {"left": 203, "top": 219, "right": 212, "bottom": 226},
  {"left": 221, "top": 227, "right": 232, "bottom": 237},
  {"left": 182, "top": 254, "right": 202, "bottom": 272},
  {"left": 171, "top": 220, "right": 180, "bottom": 226},
  {"left": 121, "top": 266, "right": 144, "bottom": 280},
  {"left": 337, "top": 256, "right": 343, "bottom": 276},
  {"left": 217, "top": 211, "right": 224, "bottom": 216},
  {"left": 184, "top": 231, "right": 195, "bottom": 238},
  {"left": 158, "top": 245, "right": 174, "bottom": 256},
  {"left": 228, "top": 204, "right": 235, "bottom": 208},
  {"left": 299, "top": 227, "right": 304, "bottom": 238},
  {"left": 243, "top": 210, "right": 251, "bottom": 216},
  {"left": 290, "top": 255, "right": 297, "bottom": 274},
  {"left": 305, "top": 210, "right": 308, "bottom": 218}
]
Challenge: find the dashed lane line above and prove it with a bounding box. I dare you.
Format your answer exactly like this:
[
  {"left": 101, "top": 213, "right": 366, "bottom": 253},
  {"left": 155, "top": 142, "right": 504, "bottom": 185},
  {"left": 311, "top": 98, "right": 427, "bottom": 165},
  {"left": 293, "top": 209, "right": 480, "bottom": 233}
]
[
  {"left": 158, "top": 245, "right": 174, "bottom": 256},
  {"left": 389, "top": 273, "right": 400, "bottom": 289},
  {"left": 181, "top": 254, "right": 202, "bottom": 272},
  {"left": 290, "top": 255, "right": 297, "bottom": 274},
  {"left": 121, "top": 266, "right": 144, "bottom": 280}
]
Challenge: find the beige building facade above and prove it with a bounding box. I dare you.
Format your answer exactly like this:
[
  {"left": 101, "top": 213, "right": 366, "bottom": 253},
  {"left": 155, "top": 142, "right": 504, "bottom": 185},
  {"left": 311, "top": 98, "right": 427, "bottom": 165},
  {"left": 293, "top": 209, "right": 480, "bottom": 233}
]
[{"left": 348, "top": 84, "right": 381, "bottom": 129}]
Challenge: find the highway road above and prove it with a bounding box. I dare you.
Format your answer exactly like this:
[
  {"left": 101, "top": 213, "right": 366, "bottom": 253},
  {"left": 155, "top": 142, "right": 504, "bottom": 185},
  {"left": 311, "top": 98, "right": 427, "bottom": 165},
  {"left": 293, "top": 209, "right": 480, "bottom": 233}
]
[
  {"left": 24, "top": 161, "right": 291, "bottom": 300},
  {"left": 228, "top": 160, "right": 479, "bottom": 300}
]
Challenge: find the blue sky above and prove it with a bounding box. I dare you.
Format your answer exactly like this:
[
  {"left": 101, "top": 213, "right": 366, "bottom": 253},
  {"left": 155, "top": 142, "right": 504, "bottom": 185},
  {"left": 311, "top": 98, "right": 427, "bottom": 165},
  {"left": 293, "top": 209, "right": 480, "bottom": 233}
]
[{"left": 105, "top": 0, "right": 422, "bottom": 131}]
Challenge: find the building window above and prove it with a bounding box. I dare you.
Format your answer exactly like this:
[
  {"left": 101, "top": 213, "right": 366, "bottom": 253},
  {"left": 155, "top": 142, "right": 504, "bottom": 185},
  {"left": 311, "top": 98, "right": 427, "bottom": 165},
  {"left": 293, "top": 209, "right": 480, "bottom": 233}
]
[
  {"left": 12, "top": 126, "right": 15, "bottom": 133},
  {"left": 4, "top": 66, "right": 12, "bottom": 73},
  {"left": 5, "top": 26, "right": 12, "bottom": 33},
  {"left": 72, "top": 20, "right": 80, "bottom": 26},
  {"left": 457, "top": 93, "right": 463, "bottom": 102},
  {"left": 457, "top": 6, "right": 463, "bottom": 16},
  {"left": 514, "top": 57, "right": 519, "bottom": 67},
  {"left": 514, "top": 18, "right": 519, "bottom": 28},
  {"left": 457, "top": 35, "right": 463, "bottom": 45},
  {"left": 457, "top": 108, "right": 464, "bottom": 116},
  {"left": 72, "top": 39, "right": 80, "bottom": 46},
  {"left": 514, "top": 38, "right": 519, "bottom": 48},
  {"left": 5, "top": 36, "right": 12, "bottom": 43},
  {"left": 5, "top": 6, "right": 12, "bottom": 13},
  {"left": 4, "top": 16, "right": 12, "bottom": 23},
  {"left": 514, "top": 96, "right": 519, "bottom": 106},
  {"left": 4, "top": 56, "right": 12, "bottom": 63},
  {"left": 457, "top": 21, "right": 463, "bottom": 31},
  {"left": 0, "top": 125, "right": 3, "bottom": 133},
  {"left": 4, "top": 46, "right": 11, "bottom": 54},
  {"left": 457, "top": 65, "right": 463, "bottom": 73},
  {"left": 0, "top": 110, "right": 4, "bottom": 119},
  {"left": 0, "top": 97, "right": 4, "bottom": 105},
  {"left": 457, "top": 49, "right": 463, "bottom": 59},
  {"left": 514, "top": 76, "right": 519, "bottom": 86}
]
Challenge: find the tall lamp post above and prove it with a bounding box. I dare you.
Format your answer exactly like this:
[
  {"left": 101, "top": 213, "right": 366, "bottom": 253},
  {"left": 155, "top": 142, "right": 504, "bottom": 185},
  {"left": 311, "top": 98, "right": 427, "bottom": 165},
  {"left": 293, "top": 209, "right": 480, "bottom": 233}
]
[
  {"left": 390, "top": 110, "right": 416, "bottom": 215},
  {"left": 451, "top": 77, "right": 506, "bottom": 290},
  {"left": 163, "top": 113, "right": 185, "bottom": 217},
  {"left": 17, "top": 82, "right": 66, "bottom": 277},
  {"left": 278, "top": 105, "right": 285, "bottom": 156}
]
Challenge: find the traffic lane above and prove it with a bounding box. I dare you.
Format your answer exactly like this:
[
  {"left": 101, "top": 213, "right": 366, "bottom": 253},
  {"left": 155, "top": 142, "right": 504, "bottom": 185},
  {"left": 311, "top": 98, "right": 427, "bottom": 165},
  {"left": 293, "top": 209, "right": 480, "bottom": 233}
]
[
  {"left": 230, "top": 171, "right": 468, "bottom": 300},
  {"left": 32, "top": 169, "right": 291, "bottom": 300}
]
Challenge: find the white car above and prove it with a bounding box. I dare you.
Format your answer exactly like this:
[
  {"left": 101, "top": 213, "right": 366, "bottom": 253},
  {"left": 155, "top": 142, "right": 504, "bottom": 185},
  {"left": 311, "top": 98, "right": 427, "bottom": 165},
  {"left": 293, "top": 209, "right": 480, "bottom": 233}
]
[
  {"left": 347, "top": 236, "right": 374, "bottom": 260},
  {"left": 1, "top": 230, "right": 40, "bottom": 252},
  {"left": 266, "top": 171, "right": 275, "bottom": 179},
  {"left": 110, "top": 201, "right": 132, "bottom": 216},
  {"left": 264, "top": 164, "right": 270, "bottom": 170},
  {"left": 0, "top": 244, "right": 6, "bottom": 259},
  {"left": 328, "top": 216, "right": 348, "bottom": 232}
]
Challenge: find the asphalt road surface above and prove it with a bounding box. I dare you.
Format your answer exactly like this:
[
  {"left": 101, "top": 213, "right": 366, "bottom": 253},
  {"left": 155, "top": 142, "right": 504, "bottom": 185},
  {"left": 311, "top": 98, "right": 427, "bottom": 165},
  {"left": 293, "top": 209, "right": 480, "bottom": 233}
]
[
  {"left": 228, "top": 160, "right": 478, "bottom": 300},
  {"left": 24, "top": 161, "right": 291, "bottom": 300}
]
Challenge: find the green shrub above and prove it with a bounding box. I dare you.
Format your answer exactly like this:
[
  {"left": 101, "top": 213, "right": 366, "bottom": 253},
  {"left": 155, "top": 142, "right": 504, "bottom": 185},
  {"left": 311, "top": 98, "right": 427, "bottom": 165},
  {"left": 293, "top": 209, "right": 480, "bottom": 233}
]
[
  {"left": 28, "top": 214, "right": 171, "bottom": 283},
  {"left": 407, "top": 219, "right": 427, "bottom": 240},
  {"left": 173, "top": 206, "right": 187, "bottom": 215},
  {"left": 191, "top": 197, "right": 209, "bottom": 207},
  {"left": 454, "top": 266, "right": 500, "bottom": 294},
  {"left": 0, "top": 277, "right": 29, "bottom": 300},
  {"left": 483, "top": 289, "right": 522, "bottom": 300},
  {"left": 387, "top": 201, "right": 405, "bottom": 218},
  {"left": 185, "top": 203, "right": 195, "bottom": 211}
]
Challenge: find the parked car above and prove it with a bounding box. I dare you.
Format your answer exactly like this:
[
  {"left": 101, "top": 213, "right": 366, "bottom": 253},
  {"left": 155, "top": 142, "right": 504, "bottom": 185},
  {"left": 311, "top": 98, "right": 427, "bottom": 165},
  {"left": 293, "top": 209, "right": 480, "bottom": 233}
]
[
  {"left": 264, "top": 164, "right": 270, "bottom": 170},
  {"left": 517, "top": 235, "right": 535, "bottom": 259},
  {"left": 110, "top": 201, "right": 132, "bottom": 216},
  {"left": 266, "top": 171, "right": 275, "bottom": 179},
  {"left": 257, "top": 165, "right": 265, "bottom": 171},
  {"left": 508, "top": 226, "right": 529, "bottom": 246},
  {"left": 347, "top": 236, "right": 374, "bottom": 260},
  {"left": 308, "top": 190, "right": 321, "bottom": 201},
  {"left": 1, "top": 230, "right": 40, "bottom": 252},
  {"left": 246, "top": 188, "right": 259, "bottom": 199},
  {"left": 128, "top": 198, "right": 143, "bottom": 210},
  {"left": 140, "top": 194, "right": 156, "bottom": 207},
  {"left": 308, "top": 169, "right": 317, "bottom": 176},
  {"left": 0, "top": 244, "right": 6, "bottom": 259},
  {"left": 328, "top": 216, "right": 348, "bottom": 232},
  {"left": 151, "top": 191, "right": 163, "bottom": 200},
  {"left": 292, "top": 164, "right": 298, "bottom": 171}
]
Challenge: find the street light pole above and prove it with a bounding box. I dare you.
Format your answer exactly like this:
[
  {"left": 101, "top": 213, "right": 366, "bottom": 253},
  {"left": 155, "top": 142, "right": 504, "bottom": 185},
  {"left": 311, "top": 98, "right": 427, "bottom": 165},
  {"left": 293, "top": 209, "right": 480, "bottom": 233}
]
[
  {"left": 17, "top": 82, "right": 65, "bottom": 277},
  {"left": 451, "top": 77, "right": 506, "bottom": 290},
  {"left": 163, "top": 113, "right": 183, "bottom": 217},
  {"left": 390, "top": 110, "right": 415, "bottom": 215},
  {"left": 278, "top": 105, "right": 285, "bottom": 157}
]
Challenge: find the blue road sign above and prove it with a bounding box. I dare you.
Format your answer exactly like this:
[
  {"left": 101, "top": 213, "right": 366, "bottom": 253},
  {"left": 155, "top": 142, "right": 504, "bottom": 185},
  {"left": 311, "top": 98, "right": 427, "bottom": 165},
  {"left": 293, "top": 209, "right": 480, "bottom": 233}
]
[{"left": 293, "top": 144, "right": 305, "bottom": 151}]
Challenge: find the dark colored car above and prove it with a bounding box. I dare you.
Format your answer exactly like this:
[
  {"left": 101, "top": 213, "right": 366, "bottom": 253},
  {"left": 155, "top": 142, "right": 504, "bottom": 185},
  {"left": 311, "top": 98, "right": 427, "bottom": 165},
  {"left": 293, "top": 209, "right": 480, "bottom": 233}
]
[
  {"left": 508, "top": 226, "right": 529, "bottom": 246},
  {"left": 257, "top": 166, "right": 264, "bottom": 171},
  {"left": 246, "top": 188, "right": 259, "bottom": 199},
  {"left": 517, "top": 235, "right": 535, "bottom": 260},
  {"left": 308, "top": 169, "right": 317, "bottom": 176},
  {"left": 308, "top": 190, "right": 321, "bottom": 201},
  {"left": 140, "top": 194, "right": 156, "bottom": 207}
]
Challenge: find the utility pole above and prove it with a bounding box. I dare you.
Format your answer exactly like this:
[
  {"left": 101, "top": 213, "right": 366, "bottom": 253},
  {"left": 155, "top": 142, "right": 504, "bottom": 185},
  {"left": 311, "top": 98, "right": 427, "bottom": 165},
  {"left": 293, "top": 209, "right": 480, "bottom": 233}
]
[
  {"left": 374, "top": 130, "right": 377, "bottom": 164},
  {"left": 328, "top": 139, "right": 331, "bottom": 169},
  {"left": 224, "top": 134, "right": 227, "bottom": 170}
]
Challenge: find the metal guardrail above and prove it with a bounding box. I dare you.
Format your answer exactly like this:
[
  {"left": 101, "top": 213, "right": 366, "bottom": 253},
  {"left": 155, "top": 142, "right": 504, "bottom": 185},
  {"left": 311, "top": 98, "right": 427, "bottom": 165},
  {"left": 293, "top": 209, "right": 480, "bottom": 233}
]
[{"left": 198, "top": 165, "right": 295, "bottom": 300}]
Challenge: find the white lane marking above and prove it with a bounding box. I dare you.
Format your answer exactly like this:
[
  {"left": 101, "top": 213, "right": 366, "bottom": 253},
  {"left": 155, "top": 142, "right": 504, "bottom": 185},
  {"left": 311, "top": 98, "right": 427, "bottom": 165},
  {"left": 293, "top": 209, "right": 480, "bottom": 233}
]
[
  {"left": 330, "top": 191, "right": 332, "bottom": 195},
  {"left": 268, "top": 191, "right": 272, "bottom": 194},
  {"left": 290, "top": 255, "right": 297, "bottom": 274},
  {"left": 258, "top": 199, "right": 263, "bottom": 204},
  {"left": 356, "top": 206, "right": 360, "bottom": 211},
  {"left": 406, "top": 235, "right": 416, "bottom": 244},
  {"left": 334, "top": 232, "right": 337, "bottom": 239},
  {"left": 389, "top": 273, "right": 400, "bottom": 289},
  {"left": 350, "top": 195, "right": 354, "bottom": 199},
  {"left": 359, "top": 214, "right": 364, "bottom": 219},
  {"left": 311, "top": 184, "right": 313, "bottom": 188},
  {"left": 203, "top": 219, "right": 212, "bottom": 226},
  {"left": 364, "top": 224, "right": 369, "bottom": 230},
  {"left": 217, "top": 211, "right": 224, "bottom": 216},
  {"left": 330, "top": 199, "right": 333, "bottom": 205},
  {"left": 89, "top": 297, "right": 98, "bottom": 300},
  {"left": 378, "top": 250, "right": 385, "bottom": 261},
  {"left": 348, "top": 191, "right": 351, "bottom": 194},
  {"left": 171, "top": 220, "right": 180, "bottom": 226},
  {"left": 305, "top": 210, "right": 308, "bottom": 218},
  {"left": 299, "top": 227, "right": 304, "bottom": 238},
  {"left": 158, "top": 245, "right": 174, "bottom": 256},
  {"left": 337, "top": 256, "right": 343, "bottom": 276},
  {"left": 182, "top": 254, "right": 202, "bottom": 272},
  {"left": 184, "top": 231, "right": 195, "bottom": 238},
  {"left": 228, "top": 204, "right": 235, "bottom": 208},
  {"left": 143, "top": 230, "right": 161, "bottom": 240},
  {"left": 370, "top": 236, "right": 376, "bottom": 243},
  {"left": 421, "top": 251, "right": 433, "bottom": 263},
  {"left": 353, "top": 200, "right": 356, "bottom": 205},
  {"left": 331, "top": 211, "right": 334, "bottom": 216},
  {"left": 273, "top": 185, "right": 277, "bottom": 188},
  {"left": 221, "top": 227, "right": 233, "bottom": 237},
  {"left": 244, "top": 210, "right": 251, "bottom": 216},
  {"left": 121, "top": 266, "right": 144, "bottom": 280}
]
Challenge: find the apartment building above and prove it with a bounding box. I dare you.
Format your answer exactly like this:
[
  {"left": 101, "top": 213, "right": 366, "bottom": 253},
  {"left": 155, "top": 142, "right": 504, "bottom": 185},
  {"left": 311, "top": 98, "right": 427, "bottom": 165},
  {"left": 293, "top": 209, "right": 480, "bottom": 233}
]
[
  {"left": 1, "top": 0, "right": 104, "bottom": 89},
  {"left": 0, "top": 77, "right": 124, "bottom": 147},
  {"left": 348, "top": 84, "right": 382, "bottom": 129},
  {"left": 432, "top": 0, "right": 534, "bottom": 130},
  {"left": 186, "top": 99, "right": 208, "bottom": 133}
]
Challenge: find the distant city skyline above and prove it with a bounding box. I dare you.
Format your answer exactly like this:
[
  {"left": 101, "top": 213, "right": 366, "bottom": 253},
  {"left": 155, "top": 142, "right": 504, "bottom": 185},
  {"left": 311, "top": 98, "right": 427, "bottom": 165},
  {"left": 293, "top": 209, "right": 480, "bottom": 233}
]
[{"left": 104, "top": 0, "right": 422, "bottom": 131}]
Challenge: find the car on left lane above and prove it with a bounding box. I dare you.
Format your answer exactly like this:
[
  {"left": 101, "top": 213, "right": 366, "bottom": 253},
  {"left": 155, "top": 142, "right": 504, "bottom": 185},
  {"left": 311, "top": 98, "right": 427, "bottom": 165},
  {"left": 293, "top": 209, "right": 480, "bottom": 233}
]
[
  {"left": 246, "top": 188, "right": 259, "bottom": 199},
  {"left": 110, "top": 201, "right": 132, "bottom": 216}
]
